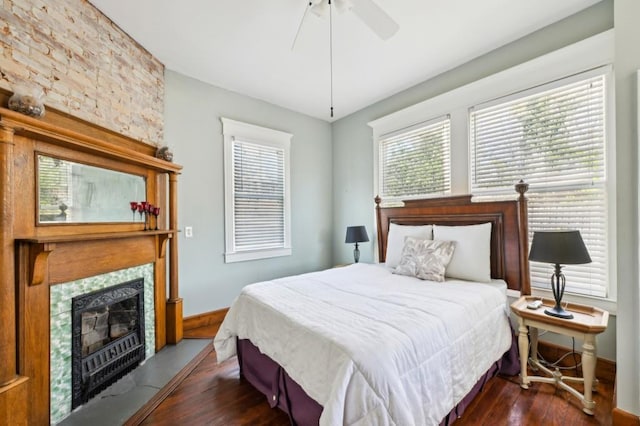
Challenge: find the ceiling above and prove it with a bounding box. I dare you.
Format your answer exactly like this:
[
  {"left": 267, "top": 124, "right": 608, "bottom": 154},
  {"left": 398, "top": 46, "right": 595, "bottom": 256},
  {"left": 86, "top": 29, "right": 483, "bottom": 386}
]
[{"left": 89, "top": 0, "right": 601, "bottom": 122}]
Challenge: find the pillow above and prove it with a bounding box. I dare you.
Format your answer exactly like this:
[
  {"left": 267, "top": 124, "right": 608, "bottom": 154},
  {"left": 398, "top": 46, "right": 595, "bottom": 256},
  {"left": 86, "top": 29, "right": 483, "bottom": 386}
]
[
  {"left": 433, "top": 223, "right": 492, "bottom": 282},
  {"left": 393, "top": 237, "right": 456, "bottom": 282},
  {"left": 386, "top": 223, "right": 433, "bottom": 268}
]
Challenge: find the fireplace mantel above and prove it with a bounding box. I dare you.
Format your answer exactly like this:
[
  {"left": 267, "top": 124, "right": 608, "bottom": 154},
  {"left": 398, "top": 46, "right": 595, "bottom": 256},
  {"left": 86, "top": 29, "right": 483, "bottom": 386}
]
[
  {"left": 0, "top": 96, "right": 183, "bottom": 425},
  {"left": 18, "top": 230, "right": 177, "bottom": 286}
]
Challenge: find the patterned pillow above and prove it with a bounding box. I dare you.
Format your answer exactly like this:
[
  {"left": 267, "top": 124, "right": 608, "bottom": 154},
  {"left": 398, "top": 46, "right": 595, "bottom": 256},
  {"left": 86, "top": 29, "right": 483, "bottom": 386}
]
[{"left": 393, "top": 237, "right": 456, "bottom": 282}]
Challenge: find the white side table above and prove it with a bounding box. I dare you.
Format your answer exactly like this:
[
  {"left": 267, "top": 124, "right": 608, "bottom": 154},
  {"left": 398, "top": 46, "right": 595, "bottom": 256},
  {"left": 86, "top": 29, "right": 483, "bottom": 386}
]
[{"left": 510, "top": 296, "right": 609, "bottom": 415}]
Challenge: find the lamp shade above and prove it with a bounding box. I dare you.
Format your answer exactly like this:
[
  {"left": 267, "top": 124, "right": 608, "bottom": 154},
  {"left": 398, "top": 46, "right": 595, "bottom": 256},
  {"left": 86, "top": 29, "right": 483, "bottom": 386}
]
[
  {"left": 529, "top": 230, "right": 591, "bottom": 265},
  {"left": 345, "top": 226, "right": 369, "bottom": 244}
]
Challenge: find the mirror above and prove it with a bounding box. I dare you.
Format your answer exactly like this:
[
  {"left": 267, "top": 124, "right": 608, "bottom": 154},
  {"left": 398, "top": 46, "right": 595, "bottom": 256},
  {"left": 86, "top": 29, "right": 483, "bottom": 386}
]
[{"left": 38, "top": 155, "right": 146, "bottom": 223}]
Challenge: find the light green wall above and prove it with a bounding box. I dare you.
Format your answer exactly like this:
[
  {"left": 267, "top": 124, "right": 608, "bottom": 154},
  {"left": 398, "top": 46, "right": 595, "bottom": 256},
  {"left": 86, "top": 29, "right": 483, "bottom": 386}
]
[{"left": 164, "top": 70, "right": 333, "bottom": 316}]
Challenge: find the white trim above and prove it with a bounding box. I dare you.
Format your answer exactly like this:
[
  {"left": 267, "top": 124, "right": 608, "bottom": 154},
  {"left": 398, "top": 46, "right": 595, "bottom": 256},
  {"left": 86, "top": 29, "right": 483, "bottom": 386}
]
[
  {"left": 367, "top": 30, "right": 616, "bottom": 306},
  {"left": 221, "top": 117, "right": 293, "bottom": 145},
  {"left": 370, "top": 31, "right": 614, "bottom": 202},
  {"left": 225, "top": 247, "right": 292, "bottom": 263},
  {"left": 368, "top": 30, "right": 614, "bottom": 134},
  {"left": 637, "top": 69, "right": 640, "bottom": 312},
  {"left": 221, "top": 117, "right": 292, "bottom": 263}
]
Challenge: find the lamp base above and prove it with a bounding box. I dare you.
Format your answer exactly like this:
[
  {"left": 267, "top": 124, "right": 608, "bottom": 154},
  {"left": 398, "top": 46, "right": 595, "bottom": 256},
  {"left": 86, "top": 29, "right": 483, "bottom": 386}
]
[{"left": 544, "top": 305, "right": 574, "bottom": 319}]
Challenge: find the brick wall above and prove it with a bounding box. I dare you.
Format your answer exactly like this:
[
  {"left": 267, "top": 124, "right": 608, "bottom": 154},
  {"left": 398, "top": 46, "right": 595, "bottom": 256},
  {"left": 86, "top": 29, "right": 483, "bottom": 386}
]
[{"left": 0, "top": 0, "right": 164, "bottom": 145}]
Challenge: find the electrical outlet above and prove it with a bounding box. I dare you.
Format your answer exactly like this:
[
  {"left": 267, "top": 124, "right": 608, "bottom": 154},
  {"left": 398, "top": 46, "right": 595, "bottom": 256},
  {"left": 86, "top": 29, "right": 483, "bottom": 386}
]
[{"left": 185, "top": 226, "right": 193, "bottom": 238}]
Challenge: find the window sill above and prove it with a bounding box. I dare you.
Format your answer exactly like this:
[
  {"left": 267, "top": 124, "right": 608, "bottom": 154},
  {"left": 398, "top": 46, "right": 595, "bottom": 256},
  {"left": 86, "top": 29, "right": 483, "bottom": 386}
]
[
  {"left": 507, "top": 288, "right": 617, "bottom": 316},
  {"left": 224, "top": 247, "right": 292, "bottom": 263}
]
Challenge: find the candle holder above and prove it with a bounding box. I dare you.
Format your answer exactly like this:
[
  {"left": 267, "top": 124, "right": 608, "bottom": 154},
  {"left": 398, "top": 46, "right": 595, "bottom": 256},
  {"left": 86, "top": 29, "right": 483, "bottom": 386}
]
[
  {"left": 146, "top": 203, "right": 154, "bottom": 231},
  {"left": 138, "top": 202, "right": 147, "bottom": 230},
  {"left": 152, "top": 206, "right": 161, "bottom": 230},
  {"left": 130, "top": 201, "right": 138, "bottom": 222}
]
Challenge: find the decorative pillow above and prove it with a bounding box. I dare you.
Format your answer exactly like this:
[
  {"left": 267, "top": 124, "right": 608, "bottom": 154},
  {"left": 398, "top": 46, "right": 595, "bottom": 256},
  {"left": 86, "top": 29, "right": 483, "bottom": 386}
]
[
  {"left": 385, "top": 223, "right": 433, "bottom": 268},
  {"left": 433, "top": 223, "right": 492, "bottom": 283},
  {"left": 393, "top": 237, "right": 456, "bottom": 282}
]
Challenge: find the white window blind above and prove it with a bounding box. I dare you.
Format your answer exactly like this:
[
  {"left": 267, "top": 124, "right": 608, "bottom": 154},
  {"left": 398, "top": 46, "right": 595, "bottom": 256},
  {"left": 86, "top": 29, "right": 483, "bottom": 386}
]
[
  {"left": 221, "top": 117, "right": 292, "bottom": 263},
  {"left": 379, "top": 116, "right": 451, "bottom": 202},
  {"left": 232, "top": 139, "right": 285, "bottom": 251},
  {"left": 470, "top": 70, "right": 608, "bottom": 298}
]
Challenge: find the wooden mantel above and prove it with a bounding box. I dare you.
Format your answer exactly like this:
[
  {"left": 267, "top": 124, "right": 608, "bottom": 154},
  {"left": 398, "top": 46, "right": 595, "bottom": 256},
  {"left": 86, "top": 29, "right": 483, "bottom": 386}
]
[{"left": 0, "top": 96, "right": 183, "bottom": 425}]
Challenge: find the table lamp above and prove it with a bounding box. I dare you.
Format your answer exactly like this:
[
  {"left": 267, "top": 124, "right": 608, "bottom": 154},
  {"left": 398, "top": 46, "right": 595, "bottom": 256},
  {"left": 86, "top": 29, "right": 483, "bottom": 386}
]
[
  {"left": 345, "top": 226, "right": 369, "bottom": 263},
  {"left": 528, "top": 230, "right": 591, "bottom": 319}
]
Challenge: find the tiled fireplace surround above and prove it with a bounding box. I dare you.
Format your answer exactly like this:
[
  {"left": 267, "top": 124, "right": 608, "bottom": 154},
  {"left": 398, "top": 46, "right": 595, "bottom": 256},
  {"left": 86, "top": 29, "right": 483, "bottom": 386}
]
[{"left": 50, "top": 264, "right": 156, "bottom": 424}]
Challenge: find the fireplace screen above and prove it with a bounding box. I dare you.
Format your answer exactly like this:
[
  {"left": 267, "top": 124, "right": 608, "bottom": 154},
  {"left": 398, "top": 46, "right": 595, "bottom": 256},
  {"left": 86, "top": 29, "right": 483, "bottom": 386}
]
[{"left": 71, "top": 279, "right": 145, "bottom": 409}]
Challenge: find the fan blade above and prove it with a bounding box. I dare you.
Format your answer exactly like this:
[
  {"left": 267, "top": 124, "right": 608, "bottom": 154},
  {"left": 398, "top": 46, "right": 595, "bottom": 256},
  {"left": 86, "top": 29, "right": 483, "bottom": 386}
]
[
  {"left": 350, "top": 0, "right": 398, "bottom": 40},
  {"left": 291, "top": 2, "right": 313, "bottom": 50}
]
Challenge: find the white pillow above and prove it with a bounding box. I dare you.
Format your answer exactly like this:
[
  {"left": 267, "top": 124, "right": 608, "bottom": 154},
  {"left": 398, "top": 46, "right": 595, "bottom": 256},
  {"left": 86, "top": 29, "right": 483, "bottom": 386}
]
[
  {"left": 433, "top": 223, "right": 492, "bottom": 282},
  {"left": 386, "top": 223, "right": 433, "bottom": 268}
]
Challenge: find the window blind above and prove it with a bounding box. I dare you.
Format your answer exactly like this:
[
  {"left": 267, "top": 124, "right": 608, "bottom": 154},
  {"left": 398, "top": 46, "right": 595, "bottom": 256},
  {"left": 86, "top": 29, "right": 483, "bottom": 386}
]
[
  {"left": 232, "top": 139, "right": 285, "bottom": 251},
  {"left": 379, "top": 117, "right": 451, "bottom": 201},
  {"left": 470, "top": 72, "right": 608, "bottom": 297}
]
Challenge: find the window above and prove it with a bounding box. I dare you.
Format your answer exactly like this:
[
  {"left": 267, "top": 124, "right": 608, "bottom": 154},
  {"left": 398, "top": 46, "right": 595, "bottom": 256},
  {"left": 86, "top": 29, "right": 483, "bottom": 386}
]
[
  {"left": 221, "top": 118, "right": 292, "bottom": 263},
  {"left": 377, "top": 116, "right": 451, "bottom": 203},
  {"left": 470, "top": 68, "right": 610, "bottom": 298}
]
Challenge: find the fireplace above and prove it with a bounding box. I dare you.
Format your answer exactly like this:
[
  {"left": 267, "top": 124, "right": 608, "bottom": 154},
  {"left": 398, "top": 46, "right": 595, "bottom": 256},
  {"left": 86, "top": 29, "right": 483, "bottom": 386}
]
[
  {"left": 71, "top": 278, "right": 146, "bottom": 409},
  {"left": 3, "top": 96, "right": 183, "bottom": 425}
]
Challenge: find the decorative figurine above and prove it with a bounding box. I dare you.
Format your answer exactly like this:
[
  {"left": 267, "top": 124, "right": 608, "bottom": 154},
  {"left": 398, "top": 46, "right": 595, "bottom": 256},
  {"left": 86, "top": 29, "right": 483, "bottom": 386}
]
[{"left": 155, "top": 146, "right": 173, "bottom": 162}]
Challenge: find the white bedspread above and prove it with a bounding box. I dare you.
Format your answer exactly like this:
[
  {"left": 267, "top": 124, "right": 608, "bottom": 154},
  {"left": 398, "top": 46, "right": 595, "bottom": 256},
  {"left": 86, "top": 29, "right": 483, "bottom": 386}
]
[{"left": 214, "top": 263, "right": 512, "bottom": 426}]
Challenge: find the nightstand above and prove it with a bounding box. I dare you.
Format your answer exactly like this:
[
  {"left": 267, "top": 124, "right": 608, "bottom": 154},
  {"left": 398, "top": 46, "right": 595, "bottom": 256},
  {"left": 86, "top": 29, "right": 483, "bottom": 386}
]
[{"left": 510, "top": 296, "right": 609, "bottom": 415}]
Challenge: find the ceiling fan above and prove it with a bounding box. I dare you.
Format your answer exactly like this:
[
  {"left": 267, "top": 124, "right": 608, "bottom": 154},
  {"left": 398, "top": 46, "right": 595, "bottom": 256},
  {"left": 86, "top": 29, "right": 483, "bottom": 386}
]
[
  {"left": 292, "top": 0, "right": 399, "bottom": 118},
  {"left": 291, "top": 0, "right": 399, "bottom": 50}
]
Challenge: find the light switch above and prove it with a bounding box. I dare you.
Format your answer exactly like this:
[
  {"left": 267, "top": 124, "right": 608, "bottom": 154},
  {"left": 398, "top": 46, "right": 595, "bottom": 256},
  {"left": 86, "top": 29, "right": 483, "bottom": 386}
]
[{"left": 185, "top": 226, "right": 193, "bottom": 238}]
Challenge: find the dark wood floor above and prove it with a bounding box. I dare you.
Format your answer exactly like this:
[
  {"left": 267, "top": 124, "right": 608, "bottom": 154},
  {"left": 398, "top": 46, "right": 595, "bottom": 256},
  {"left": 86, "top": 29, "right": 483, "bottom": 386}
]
[{"left": 144, "top": 325, "right": 613, "bottom": 425}]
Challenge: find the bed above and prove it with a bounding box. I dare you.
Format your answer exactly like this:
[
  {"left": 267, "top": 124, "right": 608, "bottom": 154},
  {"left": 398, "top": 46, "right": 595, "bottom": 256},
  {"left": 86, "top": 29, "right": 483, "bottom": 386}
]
[{"left": 214, "top": 182, "right": 531, "bottom": 425}]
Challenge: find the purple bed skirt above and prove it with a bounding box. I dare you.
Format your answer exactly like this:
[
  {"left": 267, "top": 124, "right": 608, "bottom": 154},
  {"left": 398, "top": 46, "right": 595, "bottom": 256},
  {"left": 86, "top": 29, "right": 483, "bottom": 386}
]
[{"left": 237, "top": 331, "right": 519, "bottom": 426}]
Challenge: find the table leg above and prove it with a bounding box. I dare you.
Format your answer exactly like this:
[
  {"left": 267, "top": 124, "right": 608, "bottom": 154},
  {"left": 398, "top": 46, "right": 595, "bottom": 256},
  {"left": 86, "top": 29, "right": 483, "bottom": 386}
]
[
  {"left": 529, "top": 327, "right": 539, "bottom": 371},
  {"left": 518, "top": 318, "right": 529, "bottom": 389},
  {"left": 581, "top": 334, "right": 597, "bottom": 415}
]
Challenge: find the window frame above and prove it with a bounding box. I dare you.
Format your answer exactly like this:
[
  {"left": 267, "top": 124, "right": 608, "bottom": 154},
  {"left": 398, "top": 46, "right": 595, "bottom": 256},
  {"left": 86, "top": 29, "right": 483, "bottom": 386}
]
[
  {"left": 368, "top": 30, "right": 616, "bottom": 312},
  {"left": 469, "top": 66, "right": 613, "bottom": 300},
  {"left": 376, "top": 114, "right": 452, "bottom": 205},
  {"left": 221, "top": 117, "right": 292, "bottom": 263}
]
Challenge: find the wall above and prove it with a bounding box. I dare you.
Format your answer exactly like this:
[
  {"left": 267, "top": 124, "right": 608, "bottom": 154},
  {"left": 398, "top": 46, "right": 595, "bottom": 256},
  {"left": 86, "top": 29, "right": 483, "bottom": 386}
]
[
  {"left": 332, "top": 0, "right": 640, "bottom": 416},
  {"left": 164, "top": 70, "right": 333, "bottom": 316},
  {"left": 0, "top": 0, "right": 164, "bottom": 144}
]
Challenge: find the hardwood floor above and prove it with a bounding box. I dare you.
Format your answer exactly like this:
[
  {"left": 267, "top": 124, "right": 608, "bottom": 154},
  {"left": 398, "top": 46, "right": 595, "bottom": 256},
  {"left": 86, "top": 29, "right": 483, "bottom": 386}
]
[
  {"left": 140, "top": 349, "right": 289, "bottom": 426},
  {"left": 148, "top": 325, "right": 613, "bottom": 425}
]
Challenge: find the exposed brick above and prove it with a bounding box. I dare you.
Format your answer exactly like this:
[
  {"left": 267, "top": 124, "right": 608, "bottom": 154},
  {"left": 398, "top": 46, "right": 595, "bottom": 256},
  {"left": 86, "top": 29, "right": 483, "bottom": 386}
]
[{"left": 3, "top": 0, "right": 164, "bottom": 144}]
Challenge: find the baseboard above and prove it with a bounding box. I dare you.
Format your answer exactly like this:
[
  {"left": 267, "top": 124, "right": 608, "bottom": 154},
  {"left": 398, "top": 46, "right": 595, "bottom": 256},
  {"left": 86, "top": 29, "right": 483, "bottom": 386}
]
[
  {"left": 612, "top": 407, "right": 640, "bottom": 425},
  {"left": 536, "top": 340, "right": 616, "bottom": 384},
  {"left": 124, "top": 342, "right": 213, "bottom": 426},
  {"left": 183, "top": 307, "right": 229, "bottom": 332}
]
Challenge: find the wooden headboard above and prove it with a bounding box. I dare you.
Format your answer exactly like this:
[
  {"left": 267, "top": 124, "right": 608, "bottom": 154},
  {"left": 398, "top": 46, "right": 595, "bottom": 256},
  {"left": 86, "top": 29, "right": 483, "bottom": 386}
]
[{"left": 375, "top": 181, "right": 531, "bottom": 295}]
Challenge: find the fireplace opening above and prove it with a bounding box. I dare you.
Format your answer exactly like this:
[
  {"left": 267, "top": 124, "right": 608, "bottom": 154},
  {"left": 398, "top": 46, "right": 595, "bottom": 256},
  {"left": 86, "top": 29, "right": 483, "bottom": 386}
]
[{"left": 71, "top": 278, "right": 145, "bottom": 409}]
